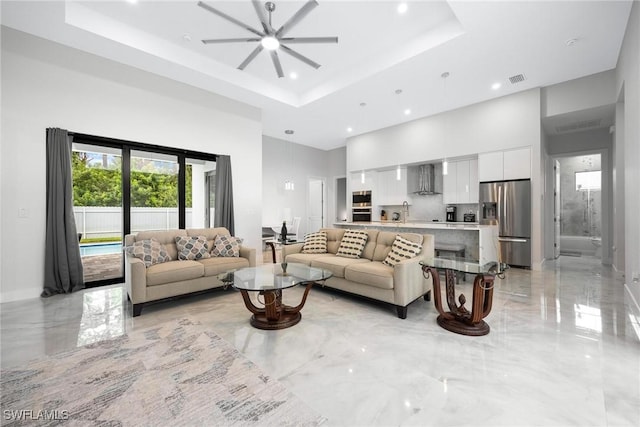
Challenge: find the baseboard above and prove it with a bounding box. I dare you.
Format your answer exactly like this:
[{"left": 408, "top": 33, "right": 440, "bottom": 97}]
[
  {"left": 0, "top": 287, "right": 42, "bottom": 304},
  {"left": 532, "top": 259, "right": 544, "bottom": 271}
]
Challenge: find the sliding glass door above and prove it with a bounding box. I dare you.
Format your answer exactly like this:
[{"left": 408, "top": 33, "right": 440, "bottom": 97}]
[
  {"left": 72, "top": 143, "right": 123, "bottom": 283},
  {"left": 71, "top": 134, "right": 218, "bottom": 287},
  {"left": 130, "top": 150, "right": 179, "bottom": 233}
]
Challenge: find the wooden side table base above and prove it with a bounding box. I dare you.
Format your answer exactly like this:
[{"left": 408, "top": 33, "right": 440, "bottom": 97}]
[{"left": 422, "top": 265, "right": 495, "bottom": 336}]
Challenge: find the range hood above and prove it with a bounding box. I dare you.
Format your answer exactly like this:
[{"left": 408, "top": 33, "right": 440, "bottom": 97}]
[{"left": 413, "top": 164, "right": 440, "bottom": 195}]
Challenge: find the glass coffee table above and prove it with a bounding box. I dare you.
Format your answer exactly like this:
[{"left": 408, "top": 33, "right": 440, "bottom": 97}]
[
  {"left": 420, "top": 257, "right": 508, "bottom": 336},
  {"left": 219, "top": 263, "right": 332, "bottom": 330}
]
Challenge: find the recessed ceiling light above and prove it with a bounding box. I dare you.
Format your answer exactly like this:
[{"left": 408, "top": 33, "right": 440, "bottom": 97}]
[
  {"left": 284, "top": 129, "right": 294, "bottom": 135},
  {"left": 126, "top": 0, "right": 138, "bottom": 4},
  {"left": 347, "top": 127, "right": 353, "bottom": 133},
  {"left": 397, "top": 3, "right": 408, "bottom": 14},
  {"left": 491, "top": 82, "right": 502, "bottom": 90},
  {"left": 289, "top": 72, "right": 298, "bottom": 80},
  {"left": 565, "top": 38, "right": 578, "bottom": 46},
  {"left": 404, "top": 109, "right": 411, "bottom": 115}
]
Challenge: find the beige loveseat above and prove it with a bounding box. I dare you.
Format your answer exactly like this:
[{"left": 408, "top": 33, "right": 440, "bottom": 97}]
[
  {"left": 283, "top": 228, "right": 434, "bottom": 318},
  {"left": 124, "top": 227, "right": 255, "bottom": 316}
]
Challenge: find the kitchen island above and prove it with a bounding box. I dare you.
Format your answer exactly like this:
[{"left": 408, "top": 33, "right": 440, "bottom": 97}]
[{"left": 333, "top": 221, "right": 499, "bottom": 264}]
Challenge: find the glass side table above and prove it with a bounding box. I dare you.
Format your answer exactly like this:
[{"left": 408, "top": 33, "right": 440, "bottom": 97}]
[{"left": 420, "top": 257, "right": 508, "bottom": 336}]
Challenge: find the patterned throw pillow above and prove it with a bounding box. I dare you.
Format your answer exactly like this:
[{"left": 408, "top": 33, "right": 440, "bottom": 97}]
[
  {"left": 211, "top": 234, "right": 242, "bottom": 257},
  {"left": 301, "top": 231, "right": 328, "bottom": 254},
  {"left": 175, "top": 235, "right": 211, "bottom": 261},
  {"left": 336, "top": 230, "right": 369, "bottom": 259},
  {"left": 383, "top": 235, "right": 422, "bottom": 266},
  {"left": 125, "top": 238, "right": 171, "bottom": 268}
]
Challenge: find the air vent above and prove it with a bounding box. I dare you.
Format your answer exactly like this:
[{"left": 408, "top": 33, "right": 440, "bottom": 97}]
[
  {"left": 509, "top": 74, "right": 526, "bottom": 84},
  {"left": 555, "top": 119, "right": 602, "bottom": 134}
]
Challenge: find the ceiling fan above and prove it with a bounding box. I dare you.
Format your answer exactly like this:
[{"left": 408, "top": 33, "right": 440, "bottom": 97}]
[{"left": 197, "top": 0, "right": 338, "bottom": 78}]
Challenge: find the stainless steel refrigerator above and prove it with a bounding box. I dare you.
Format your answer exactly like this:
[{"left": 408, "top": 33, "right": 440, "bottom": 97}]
[{"left": 479, "top": 180, "right": 531, "bottom": 267}]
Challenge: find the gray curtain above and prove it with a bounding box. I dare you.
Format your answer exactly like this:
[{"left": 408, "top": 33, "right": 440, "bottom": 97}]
[
  {"left": 214, "top": 155, "right": 235, "bottom": 235},
  {"left": 42, "top": 128, "right": 84, "bottom": 297}
]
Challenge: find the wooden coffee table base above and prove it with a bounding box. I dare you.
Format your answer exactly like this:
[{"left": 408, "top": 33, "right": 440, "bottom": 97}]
[{"left": 239, "top": 282, "right": 314, "bottom": 330}]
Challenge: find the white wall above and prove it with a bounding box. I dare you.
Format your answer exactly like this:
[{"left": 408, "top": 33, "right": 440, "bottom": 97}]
[
  {"left": 262, "top": 136, "right": 338, "bottom": 238},
  {"left": 616, "top": 1, "right": 640, "bottom": 310},
  {"left": 0, "top": 28, "right": 263, "bottom": 302},
  {"left": 613, "top": 101, "right": 625, "bottom": 273},
  {"left": 542, "top": 70, "right": 617, "bottom": 116},
  {"left": 346, "top": 89, "right": 541, "bottom": 172}
]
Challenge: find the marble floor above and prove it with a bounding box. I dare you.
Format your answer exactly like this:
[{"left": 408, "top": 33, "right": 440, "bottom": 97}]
[{"left": 2, "top": 256, "right": 639, "bottom": 426}]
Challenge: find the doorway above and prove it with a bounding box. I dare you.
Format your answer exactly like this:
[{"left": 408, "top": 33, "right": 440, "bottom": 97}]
[
  {"left": 556, "top": 154, "right": 603, "bottom": 259},
  {"left": 307, "top": 178, "right": 325, "bottom": 234},
  {"left": 336, "top": 177, "right": 347, "bottom": 222}
]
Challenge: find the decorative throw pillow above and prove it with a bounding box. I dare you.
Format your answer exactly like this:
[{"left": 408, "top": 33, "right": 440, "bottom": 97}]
[
  {"left": 383, "top": 235, "right": 422, "bottom": 266},
  {"left": 175, "top": 235, "right": 210, "bottom": 261},
  {"left": 301, "top": 231, "right": 328, "bottom": 254},
  {"left": 336, "top": 230, "right": 369, "bottom": 259},
  {"left": 125, "top": 238, "right": 171, "bottom": 268},
  {"left": 211, "top": 234, "right": 243, "bottom": 257}
]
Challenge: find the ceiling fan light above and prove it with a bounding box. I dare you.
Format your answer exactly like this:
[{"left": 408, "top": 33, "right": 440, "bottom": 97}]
[{"left": 261, "top": 36, "right": 280, "bottom": 51}]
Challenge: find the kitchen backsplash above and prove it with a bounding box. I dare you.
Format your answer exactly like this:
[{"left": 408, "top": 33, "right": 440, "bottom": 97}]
[{"left": 381, "top": 197, "right": 479, "bottom": 222}]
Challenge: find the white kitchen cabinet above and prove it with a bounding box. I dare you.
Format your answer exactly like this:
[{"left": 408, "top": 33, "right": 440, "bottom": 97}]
[
  {"left": 377, "top": 168, "right": 411, "bottom": 206},
  {"left": 478, "top": 151, "right": 504, "bottom": 182},
  {"left": 469, "top": 159, "right": 479, "bottom": 202},
  {"left": 442, "top": 162, "right": 457, "bottom": 204},
  {"left": 442, "top": 159, "right": 478, "bottom": 204},
  {"left": 479, "top": 147, "right": 531, "bottom": 182},
  {"left": 503, "top": 147, "right": 531, "bottom": 180},
  {"left": 456, "top": 161, "right": 470, "bottom": 203}
]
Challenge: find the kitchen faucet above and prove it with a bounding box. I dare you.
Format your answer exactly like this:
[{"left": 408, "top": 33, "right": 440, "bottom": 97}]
[{"left": 402, "top": 201, "right": 409, "bottom": 223}]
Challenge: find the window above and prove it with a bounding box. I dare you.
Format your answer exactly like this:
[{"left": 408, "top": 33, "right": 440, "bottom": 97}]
[{"left": 575, "top": 171, "right": 600, "bottom": 191}]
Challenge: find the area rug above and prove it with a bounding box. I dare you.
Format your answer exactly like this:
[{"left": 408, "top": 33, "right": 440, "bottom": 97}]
[{"left": 1, "top": 318, "right": 325, "bottom": 426}]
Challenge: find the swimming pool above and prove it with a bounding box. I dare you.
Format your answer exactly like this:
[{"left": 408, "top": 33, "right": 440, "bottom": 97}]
[{"left": 80, "top": 242, "right": 122, "bottom": 257}]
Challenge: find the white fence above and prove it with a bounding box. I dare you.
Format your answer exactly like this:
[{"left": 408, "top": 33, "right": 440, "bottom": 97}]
[{"left": 74, "top": 207, "right": 194, "bottom": 239}]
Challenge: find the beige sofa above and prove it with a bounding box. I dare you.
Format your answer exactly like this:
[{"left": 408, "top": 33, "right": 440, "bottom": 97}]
[
  {"left": 124, "top": 227, "right": 255, "bottom": 316},
  {"left": 283, "top": 228, "right": 434, "bottom": 318}
]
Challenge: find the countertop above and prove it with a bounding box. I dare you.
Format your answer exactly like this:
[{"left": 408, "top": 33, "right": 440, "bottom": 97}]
[{"left": 333, "top": 221, "right": 494, "bottom": 230}]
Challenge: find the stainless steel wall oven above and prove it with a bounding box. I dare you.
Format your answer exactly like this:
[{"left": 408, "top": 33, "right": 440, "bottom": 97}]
[{"left": 352, "top": 191, "right": 372, "bottom": 222}]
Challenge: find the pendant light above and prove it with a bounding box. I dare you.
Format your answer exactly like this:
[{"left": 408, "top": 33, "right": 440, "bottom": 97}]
[{"left": 284, "top": 135, "right": 295, "bottom": 191}]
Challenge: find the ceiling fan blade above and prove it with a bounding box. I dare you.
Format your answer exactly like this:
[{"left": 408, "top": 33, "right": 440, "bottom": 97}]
[
  {"left": 198, "top": 1, "right": 264, "bottom": 38},
  {"left": 279, "top": 37, "right": 338, "bottom": 44},
  {"left": 280, "top": 44, "right": 320, "bottom": 69},
  {"left": 276, "top": 0, "right": 318, "bottom": 37},
  {"left": 251, "top": 0, "right": 273, "bottom": 34},
  {"left": 202, "top": 38, "right": 261, "bottom": 44},
  {"left": 270, "top": 50, "right": 284, "bottom": 78},
  {"left": 238, "top": 45, "right": 264, "bottom": 70}
]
